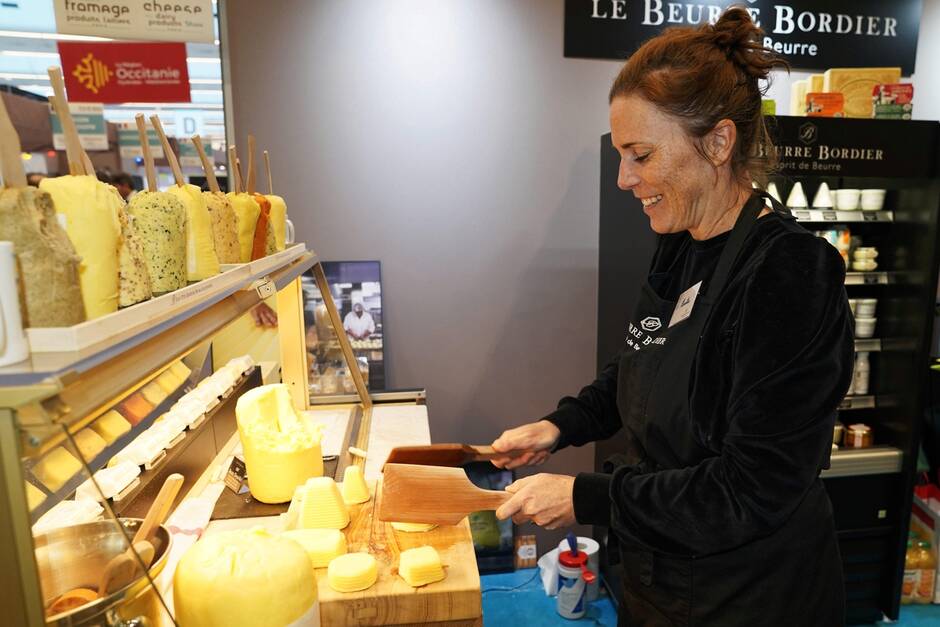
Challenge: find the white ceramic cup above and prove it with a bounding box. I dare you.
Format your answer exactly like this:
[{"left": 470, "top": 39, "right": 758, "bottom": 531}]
[
  {"left": 848, "top": 299, "right": 858, "bottom": 316},
  {"left": 853, "top": 247, "right": 879, "bottom": 260},
  {"left": 0, "top": 242, "right": 29, "bottom": 367},
  {"left": 285, "top": 218, "right": 295, "bottom": 244},
  {"left": 860, "top": 189, "right": 886, "bottom": 211},
  {"left": 852, "top": 259, "right": 878, "bottom": 272},
  {"left": 855, "top": 317, "right": 876, "bottom": 338},
  {"left": 856, "top": 298, "right": 877, "bottom": 317},
  {"left": 834, "top": 189, "right": 861, "bottom": 210}
]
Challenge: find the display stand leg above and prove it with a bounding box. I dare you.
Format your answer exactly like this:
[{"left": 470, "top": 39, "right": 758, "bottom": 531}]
[{"left": 275, "top": 276, "right": 311, "bottom": 411}]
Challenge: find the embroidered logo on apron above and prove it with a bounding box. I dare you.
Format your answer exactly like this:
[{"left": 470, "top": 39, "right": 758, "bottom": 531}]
[
  {"left": 640, "top": 316, "right": 662, "bottom": 332},
  {"left": 626, "top": 321, "right": 668, "bottom": 351}
]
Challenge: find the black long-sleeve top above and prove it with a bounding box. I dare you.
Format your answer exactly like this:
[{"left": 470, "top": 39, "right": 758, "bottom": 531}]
[{"left": 546, "top": 211, "right": 854, "bottom": 557}]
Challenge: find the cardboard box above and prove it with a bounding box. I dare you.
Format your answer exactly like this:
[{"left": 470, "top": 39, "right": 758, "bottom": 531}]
[
  {"left": 806, "top": 93, "right": 845, "bottom": 117},
  {"left": 911, "top": 493, "right": 940, "bottom": 603}
]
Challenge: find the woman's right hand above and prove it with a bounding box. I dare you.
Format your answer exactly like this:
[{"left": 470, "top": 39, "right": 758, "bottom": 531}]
[{"left": 490, "top": 420, "right": 561, "bottom": 469}]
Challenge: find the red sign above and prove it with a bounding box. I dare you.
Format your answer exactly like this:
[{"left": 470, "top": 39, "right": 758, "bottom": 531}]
[{"left": 57, "top": 42, "right": 191, "bottom": 104}]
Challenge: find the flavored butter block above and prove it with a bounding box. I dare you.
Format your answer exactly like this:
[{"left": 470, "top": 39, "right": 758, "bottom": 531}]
[
  {"left": 236, "top": 384, "right": 323, "bottom": 503},
  {"left": 823, "top": 67, "right": 902, "bottom": 118},
  {"left": 91, "top": 410, "right": 132, "bottom": 443},
  {"left": 72, "top": 429, "right": 107, "bottom": 461},
  {"left": 327, "top": 553, "right": 378, "bottom": 593},
  {"left": 140, "top": 381, "right": 168, "bottom": 406},
  {"left": 251, "top": 193, "right": 277, "bottom": 259},
  {"left": 174, "top": 528, "right": 317, "bottom": 627},
  {"left": 24, "top": 481, "right": 45, "bottom": 511},
  {"left": 116, "top": 203, "right": 153, "bottom": 308},
  {"left": 282, "top": 528, "right": 347, "bottom": 568},
  {"left": 806, "top": 93, "right": 845, "bottom": 118},
  {"left": 227, "top": 192, "right": 261, "bottom": 263},
  {"left": 166, "top": 183, "right": 220, "bottom": 281},
  {"left": 39, "top": 174, "right": 121, "bottom": 319},
  {"left": 808, "top": 73, "right": 825, "bottom": 94},
  {"left": 398, "top": 545, "right": 446, "bottom": 587},
  {"left": 119, "top": 393, "right": 155, "bottom": 425},
  {"left": 789, "top": 79, "right": 807, "bottom": 116},
  {"left": 265, "top": 194, "right": 288, "bottom": 251},
  {"left": 33, "top": 447, "right": 82, "bottom": 491},
  {"left": 125, "top": 191, "right": 188, "bottom": 293},
  {"left": 203, "top": 192, "right": 240, "bottom": 263}
]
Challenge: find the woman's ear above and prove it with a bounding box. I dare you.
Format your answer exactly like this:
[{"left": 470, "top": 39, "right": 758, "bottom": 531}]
[{"left": 704, "top": 119, "right": 737, "bottom": 167}]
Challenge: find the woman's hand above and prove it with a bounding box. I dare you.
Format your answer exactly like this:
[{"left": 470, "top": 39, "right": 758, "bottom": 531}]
[
  {"left": 490, "top": 420, "right": 561, "bottom": 469},
  {"left": 495, "top": 474, "right": 576, "bottom": 529}
]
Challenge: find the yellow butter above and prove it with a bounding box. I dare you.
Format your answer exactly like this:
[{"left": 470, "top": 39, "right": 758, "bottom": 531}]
[
  {"left": 226, "top": 192, "right": 261, "bottom": 263},
  {"left": 789, "top": 79, "right": 807, "bottom": 116},
  {"left": 156, "top": 370, "right": 180, "bottom": 394},
  {"left": 140, "top": 381, "right": 167, "bottom": 406},
  {"left": 24, "top": 481, "right": 45, "bottom": 511},
  {"left": 72, "top": 429, "right": 106, "bottom": 461},
  {"left": 341, "top": 465, "right": 370, "bottom": 505},
  {"left": 174, "top": 527, "right": 317, "bottom": 627},
  {"left": 808, "top": 73, "right": 825, "bottom": 93},
  {"left": 236, "top": 384, "right": 323, "bottom": 503},
  {"left": 170, "top": 361, "right": 192, "bottom": 384},
  {"left": 390, "top": 522, "right": 437, "bottom": 533},
  {"left": 298, "top": 477, "right": 349, "bottom": 529},
  {"left": 327, "top": 552, "right": 377, "bottom": 593},
  {"left": 823, "top": 67, "right": 902, "bottom": 118},
  {"left": 398, "top": 545, "right": 446, "bottom": 587},
  {"left": 204, "top": 192, "right": 240, "bottom": 264},
  {"left": 116, "top": 201, "right": 153, "bottom": 308},
  {"left": 265, "top": 194, "right": 288, "bottom": 251},
  {"left": 91, "top": 410, "right": 132, "bottom": 444},
  {"left": 39, "top": 175, "right": 121, "bottom": 319},
  {"left": 282, "top": 528, "right": 347, "bottom": 568},
  {"left": 33, "top": 447, "right": 82, "bottom": 491},
  {"left": 167, "top": 183, "right": 220, "bottom": 281}
]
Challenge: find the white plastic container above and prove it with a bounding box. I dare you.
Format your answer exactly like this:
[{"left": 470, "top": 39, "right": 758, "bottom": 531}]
[
  {"left": 557, "top": 551, "right": 588, "bottom": 620},
  {"left": 856, "top": 298, "right": 877, "bottom": 317},
  {"left": 853, "top": 247, "right": 879, "bottom": 261},
  {"left": 848, "top": 299, "right": 858, "bottom": 316},
  {"left": 861, "top": 189, "right": 887, "bottom": 211},
  {"left": 834, "top": 189, "right": 861, "bottom": 210},
  {"left": 75, "top": 461, "right": 141, "bottom": 501},
  {"left": 852, "top": 259, "right": 878, "bottom": 272},
  {"left": 856, "top": 318, "right": 876, "bottom": 339},
  {"left": 853, "top": 352, "right": 871, "bottom": 395},
  {"left": 558, "top": 537, "right": 601, "bottom": 601}
]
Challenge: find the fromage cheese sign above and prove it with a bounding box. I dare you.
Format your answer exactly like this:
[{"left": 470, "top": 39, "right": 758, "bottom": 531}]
[
  {"left": 53, "top": 0, "right": 215, "bottom": 44},
  {"left": 565, "top": 0, "right": 923, "bottom": 74}
]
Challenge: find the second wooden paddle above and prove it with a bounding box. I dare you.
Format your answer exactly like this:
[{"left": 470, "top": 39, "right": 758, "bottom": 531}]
[
  {"left": 384, "top": 443, "right": 524, "bottom": 467},
  {"left": 378, "top": 463, "right": 510, "bottom": 526}
]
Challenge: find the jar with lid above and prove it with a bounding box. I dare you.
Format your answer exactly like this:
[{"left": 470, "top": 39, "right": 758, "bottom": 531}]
[
  {"left": 903, "top": 539, "right": 919, "bottom": 604},
  {"left": 845, "top": 424, "right": 873, "bottom": 448},
  {"left": 915, "top": 540, "right": 937, "bottom": 604}
]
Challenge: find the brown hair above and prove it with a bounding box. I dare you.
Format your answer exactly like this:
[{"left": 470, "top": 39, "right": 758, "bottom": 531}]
[{"left": 609, "top": 7, "right": 788, "bottom": 186}]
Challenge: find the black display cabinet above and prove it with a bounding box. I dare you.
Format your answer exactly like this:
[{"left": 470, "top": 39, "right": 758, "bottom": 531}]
[{"left": 594, "top": 116, "right": 940, "bottom": 623}]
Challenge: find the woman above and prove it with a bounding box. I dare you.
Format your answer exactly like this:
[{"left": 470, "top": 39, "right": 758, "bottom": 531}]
[{"left": 492, "top": 8, "right": 853, "bottom": 626}]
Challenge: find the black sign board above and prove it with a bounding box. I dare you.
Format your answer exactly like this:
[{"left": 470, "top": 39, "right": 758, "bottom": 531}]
[
  {"left": 565, "top": 0, "right": 922, "bottom": 74},
  {"left": 766, "top": 116, "right": 938, "bottom": 179}
]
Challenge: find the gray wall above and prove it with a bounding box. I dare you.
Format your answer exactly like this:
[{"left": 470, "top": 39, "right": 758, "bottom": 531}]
[{"left": 223, "top": 0, "right": 621, "bottom": 547}]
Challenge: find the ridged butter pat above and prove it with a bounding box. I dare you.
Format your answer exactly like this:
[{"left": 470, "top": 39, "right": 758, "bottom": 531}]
[
  {"left": 227, "top": 192, "right": 260, "bottom": 263},
  {"left": 203, "top": 192, "right": 240, "bottom": 263},
  {"left": 174, "top": 528, "right": 318, "bottom": 627},
  {"left": 390, "top": 522, "right": 437, "bottom": 533},
  {"left": 125, "top": 191, "right": 187, "bottom": 293},
  {"left": 297, "top": 477, "right": 349, "bottom": 529},
  {"left": 39, "top": 175, "right": 121, "bottom": 318},
  {"left": 398, "top": 545, "right": 446, "bottom": 587},
  {"left": 33, "top": 447, "right": 82, "bottom": 491},
  {"left": 236, "top": 384, "right": 323, "bottom": 503},
  {"left": 327, "top": 552, "right": 377, "bottom": 593},
  {"left": 282, "top": 528, "right": 347, "bottom": 568},
  {"left": 91, "top": 410, "right": 131, "bottom": 443},
  {"left": 265, "top": 194, "right": 288, "bottom": 251},
  {"left": 167, "top": 183, "right": 219, "bottom": 281},
  {"left": 341, "top": 465, "right": 370, "bottom": 505}
]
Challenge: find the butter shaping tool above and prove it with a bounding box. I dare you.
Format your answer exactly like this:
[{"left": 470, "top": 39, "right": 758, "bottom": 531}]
[{"left": 383, "top": 443, "right": 525, "bottom": 468}]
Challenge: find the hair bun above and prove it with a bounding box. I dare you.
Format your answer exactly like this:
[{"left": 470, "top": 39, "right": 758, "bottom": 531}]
[{"left": 709, "top": 7, "right": 780, "bottom": 80}]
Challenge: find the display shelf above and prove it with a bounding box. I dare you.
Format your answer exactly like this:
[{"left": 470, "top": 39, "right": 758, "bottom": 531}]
[
  {"left": 822, "top": 446, "right": 903, "bottom": 478},
  {"left": 308, "top": 389, "right": 427, "bottom": 405},
  {"left": 792, "top": 209, "right": 893, "bottom": 223},
  {"left": 855, "top": 339, "right": 882, "bottom": 352},
  {"left": 845, "top": 272, "right": 890, "bottom": 286},
  {"left": 838, "top": 395, "right": 876, "bottom": 410}
]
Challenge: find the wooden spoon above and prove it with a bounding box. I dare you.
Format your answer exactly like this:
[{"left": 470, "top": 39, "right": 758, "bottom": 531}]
[{"left": 378, "top": 463, "right": 510, "bottom": 526}]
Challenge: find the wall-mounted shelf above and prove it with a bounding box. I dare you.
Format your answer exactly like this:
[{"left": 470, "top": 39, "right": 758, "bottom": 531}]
[
  {"left": 855, "top": 339, "right": 881, "bottom": 352},
  {"left": 822, "top": 446, "right": 903, "bottom": 478},
  {"left": 792, "top": 209, "right": 893, "bottom": 223},
  {"left": 845, "top": 272, "right": 890, "bottom": 286},
  {"left": 839, "top": 395, "right": 876, "bottom": 410}
]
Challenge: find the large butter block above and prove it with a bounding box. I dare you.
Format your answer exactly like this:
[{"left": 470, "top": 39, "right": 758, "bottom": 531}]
[
  {"left": 251, "top": 193, "right": 276, "bottom": 259},
  {"left": 91, "top": 410, "right": 131, "bottom": 443},
  {"left": 398, "top": 545, "right": 446, "bottom": 587},
  {"left": 167, "top": 183, "right": 220, "bottom": 281},
  {"left": 174, "top": 528, "right": 318, "bottom": 627},
  {"left": 265, "top": 194, "right": 288, "bottom": 251},
  {"left": 282, "top": 528, "right": 347, "bottom": 568},
  {"left": 33, "top": 447, "right": 82, "bottom": 491},
  {"left": 72, "top": 429, "right": 106, "bottom": 461},
  {"left": 140, "top": 381, "right": 167, "bottom": 406},
  {"left": 203, "top": 192, "right": 240, "bottom": 264},
  {"left": 116, "top": 202, "right": 152, "bottom": 308},
  {"left": 227, "top": 193, "right": 261, "bottom": 263},
  {"left": 126, "top": 191, "right": 187, "bottom": 293},
  {"left": 823, "top": 67, "right": 902, "bottom": 118},
  {"left": 327, "top": 553, "right": 377, "bottom": 593},
  {"left": 39, "top": 175, "right": 121, "bottom": 319},
  {"left": 236, "top": 384, "right": 323, "bottom": 503}
]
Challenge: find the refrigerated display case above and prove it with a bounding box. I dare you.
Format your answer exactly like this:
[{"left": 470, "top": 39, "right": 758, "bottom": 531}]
[{"left": 594, "top": 116, "right": 940, "bottom": 623}]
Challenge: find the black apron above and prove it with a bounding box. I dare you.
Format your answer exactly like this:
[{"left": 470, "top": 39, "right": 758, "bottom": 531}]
[{"left": 611, "top": 193, "right": 844, "bottom": 626}]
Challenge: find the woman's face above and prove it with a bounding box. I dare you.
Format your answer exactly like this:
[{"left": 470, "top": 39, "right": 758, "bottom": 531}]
[{"left": 609, "top": 94, "right": 715, "bottom": 235}]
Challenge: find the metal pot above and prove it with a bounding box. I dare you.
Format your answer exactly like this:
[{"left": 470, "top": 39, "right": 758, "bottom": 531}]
[{"left": 34, "top": 518, "right": 172, "bottom": 626}]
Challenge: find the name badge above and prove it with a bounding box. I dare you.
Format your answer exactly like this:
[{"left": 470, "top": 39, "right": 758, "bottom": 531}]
[{"left": 669, "top": 281, "right": 701, "bottom": 328}]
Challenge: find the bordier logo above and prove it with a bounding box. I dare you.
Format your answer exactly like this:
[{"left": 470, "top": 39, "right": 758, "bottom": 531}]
[
  {"left": 798, "top": 122, "right": 818, "bottom": 146},
  {"left": 640, "top": 317, "right": 662, "bottom": 332},
  {"left": 72, "top": 53, "right": 113, "bottom": 94}
]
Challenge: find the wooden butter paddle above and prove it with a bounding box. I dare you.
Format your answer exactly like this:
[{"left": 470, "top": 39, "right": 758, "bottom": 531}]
[
  {"left": 378, "top": 463, "right": 511, "bottom": 526},
  {"left": 384, "top": 443, "right": 524, "bottom": 468}
]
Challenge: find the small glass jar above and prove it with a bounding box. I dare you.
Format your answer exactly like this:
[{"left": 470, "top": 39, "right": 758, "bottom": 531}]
[{"left": 845, "top": 424, "right": 873, "bottom": 448}]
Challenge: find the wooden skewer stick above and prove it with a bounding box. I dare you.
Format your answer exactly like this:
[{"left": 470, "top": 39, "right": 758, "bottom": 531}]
[
  {"left": 81, "top": 151, "right": 95, "bottom": 178},
  {"left": 47, "top": 67, "right": 84, "bottom": 176},
  {"left": 235, "top": 158, "right": 245, "bottom": 192},
  {"left": 135, "top": 114, "right": 156, "bottom": 192},
  {"left": 263, "top": 150, "right": 274, "bottom": 195},
  {"left": 0, "top": 92, "right": 27, "bottom": 187},
  {"left": 245, "top": 134, "right": 256, "bottom": 195},
  {"left": 192, "top": 135, "right": 220, "bottom": 193},
  {"left": 149, "top": 115, "right": 185, "bottom": 187},
  {"left": 227, "top": 146, "right": 241, "bottom": 194}
]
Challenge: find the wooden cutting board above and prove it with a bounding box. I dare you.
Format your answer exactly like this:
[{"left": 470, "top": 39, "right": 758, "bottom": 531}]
[{"left": 316, "top": 480, "right": 482, "bottom": 626}]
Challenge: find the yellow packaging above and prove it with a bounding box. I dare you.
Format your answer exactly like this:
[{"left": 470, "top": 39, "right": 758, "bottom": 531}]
[{"left": 823, "top": 67, "right": 902, "bottom": 118}]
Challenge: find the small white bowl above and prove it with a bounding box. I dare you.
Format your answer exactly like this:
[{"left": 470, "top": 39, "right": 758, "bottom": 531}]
[
  {"left": 834, "top": 189, "right": 861, "bottom": 210},
  {"left": 852, "top": 259, "right": 878, "bottom": 272},
  {"left": 856, "top": 298, "right": 877, "bottom": 317},
  {"left": 848, "top": 299, "right": 858, "bottom": 316},
  {"left": 853, "top": 247, "right": 879, "bottom": 260},
  {"left": 855, "top": 317, "right": 876, "bottom": 338},
  {"left": 860, "top": 189, "right": 886, "bottom": 211}
]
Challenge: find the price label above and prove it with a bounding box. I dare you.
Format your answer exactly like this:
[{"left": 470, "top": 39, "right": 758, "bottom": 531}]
[
  {"left": 822, "top": 211, "right": 837, "bottom": 221},
  {"left": 794, "top": 210, "right": 810, "bottom": 221},
  {"left": 838, "top": 398, "right": 852, "bottom": 410},
  {"left": 863, "top": 274, "right": 880, "bottom": 285},
  {"left": 863, "top": 212, "right": 879, "bottom": 222},
  {"left": 224, "top": 456, "right": 249, "bottom": 494}
]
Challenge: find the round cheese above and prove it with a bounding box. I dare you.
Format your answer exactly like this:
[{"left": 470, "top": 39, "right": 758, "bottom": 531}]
[
  {"left": 174, "top": 528, "right": 318, "bottom": 627},
  {"left": 327, "top": 553, "right": 377, "bottom": 593}
]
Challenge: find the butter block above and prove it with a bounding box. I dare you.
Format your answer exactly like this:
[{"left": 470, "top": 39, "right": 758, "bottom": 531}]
[
  {"left": 118, "top": 393, "right": 154, "bottom": 425},
  {"left": 72, "top": 429, "right": 106, "bottom": 461},
  {"left": 39, "top": 174, "right": 121, "bottom": 319},
  {"left": 125, "top": 191, "right": 187, "bottom": 293},
  {"left": 33, "top": 447, "right": 82, "bottom": 491},
  {"left": 789, "top": 79, "right": 807, "bottom": 116},
  {"left": 236, "top": 384, "right": 323, "bottom": 503},
  {"left": 116, "top": 203, "right": 153, "bottom": 308},
  {"left": 251, "top": 193, "right": 276, "bottom": 259},
  {"left": 282, "top": 528, "right": 347, "bottom": 568},
  {"left": 341, "top": 465, "right": 370, "bottom": 505},
  {"left": 327, "top": 553, "right": 378, "bottom": 593},
  {"left": 167, "top": 183, "right": 220, "bottom": 281},
  {"left": 298, "top": 477, "right": 349, "bottom": 529},
  {"left": 25, "top": 481, "right": 45, "bottom": 511},
  {"left": 398, "top": 545, "right": 446, "bottom": 587},
  {"left": 227, "top": 192, "right": 261, "bottom": 263},
  {"left": 823, "top": 67, "right": 902, "bottom": 118},
  {"left": 170, "top": 361, "right": 192, "bottom": 381},
  {"left": 203, "top": 191, "right": 240, "bottom": 264},
  {"left": 91, "top": 410, "right": 131, "bottom": 443},
  {"left": 390, "top": 522, "right": 437, "bottom": 533},
  {"left": 156, "top": 369, "right": 180, "bottom": 394},
  {"left": 265, "top": 194, "right": 288, "bottom": 251},
  {"left": 174, "top": 528, "right": 317, "bottom": 627},
  {"left": 808, "top": 73, "right": 825, "bottom": 93},
  {"left": 140, "top": 381, "right": 167, "bottom": 406}
]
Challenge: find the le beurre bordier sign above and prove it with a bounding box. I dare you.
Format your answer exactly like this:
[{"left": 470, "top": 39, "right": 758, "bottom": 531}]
[{"left": 565, "top": 0, "right": 922, "bottom": 74}]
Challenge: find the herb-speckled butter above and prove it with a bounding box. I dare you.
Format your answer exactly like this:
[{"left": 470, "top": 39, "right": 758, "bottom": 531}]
[
  {"left": 203, "top": 192, "right": 240, "bottom": 264},
  {"left": 126, "top": 191, "right": 187, "bottom": 293}
]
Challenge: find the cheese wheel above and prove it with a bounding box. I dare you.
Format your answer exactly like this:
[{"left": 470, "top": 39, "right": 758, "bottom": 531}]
[
  {"left": 116, "top": 202, "right": 153, "bottom": 307},
  {"left": 126, "top": 191, "right": 187, "bottom": 293},
  {"left": 72, "top": 429, "right": 106, "bottom": 461},
  {"left": 203, "top": 192, "right": 240, "bottom": 264},
  {"left": 174, "top": 528, "right": 318, "bottom": 627},
  {"left": 236, "top": 384, "right": 323, "bottom": 503},
  {"left": 390, "top": 522, "right": 437, "bottom": 533},
  {"left": 340, "top": 465, "right": 370, "bottom": 505},
  {"left": 40, "top": 175, "right": 121, "bottom": 319},
  {"left": 282, "top": 528, "right": 347, "bottom": 568},
  {"left": 398, "top": 545, "right": 446, "bottom": 587},
  {"left": 327, "top": 553, "right": 377, "bottom": 593},
  {"left": 226, "top": 192, "right": 260, "bottom": 263},
  {"left": 265, "top": 194, "right": 288, "bottom": 251},
  {"left": 166, "top": 183, "right": 220, "bottom": 281},
  {"left": 33, "top": 447, "right": 82, "bottom": 491},
  {"left": 91, "top": 410, "right": 131, "bottom": 443}
]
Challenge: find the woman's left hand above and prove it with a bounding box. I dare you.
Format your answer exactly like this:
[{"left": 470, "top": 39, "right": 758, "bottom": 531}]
[{"left": 495, "top": 474, "right": 576, "bottom": 530}]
